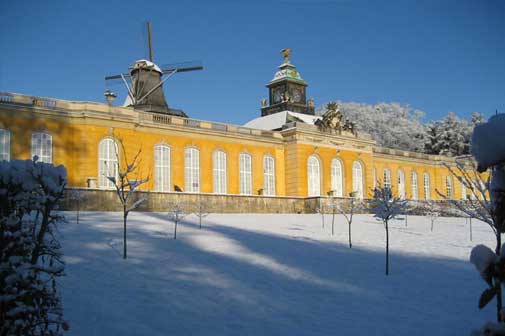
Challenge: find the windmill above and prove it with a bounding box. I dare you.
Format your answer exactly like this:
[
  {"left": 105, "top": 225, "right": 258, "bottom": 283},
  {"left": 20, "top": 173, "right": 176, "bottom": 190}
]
[{"left": 105, "top": 22, "right": 203, "bottom": 117}]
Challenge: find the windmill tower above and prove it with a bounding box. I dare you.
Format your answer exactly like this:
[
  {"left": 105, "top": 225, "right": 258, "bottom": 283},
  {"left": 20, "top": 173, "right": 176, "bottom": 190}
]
[{"left": 105, "top": 22, "right": 202, "bottom": 117}]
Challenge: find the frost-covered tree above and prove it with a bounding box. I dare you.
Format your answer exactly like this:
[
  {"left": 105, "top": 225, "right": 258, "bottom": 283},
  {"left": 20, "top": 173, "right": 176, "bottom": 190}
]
[
  {"left": 426, "top": 112, "right": 473, "bottom": 156},
  {"left": 105, "top": 136, "right": 149, "bottom": 259},
  {"left": 0, "top": 159, "right": 69, "bottom": 335},
  {"left": 369, "top": 185, "right": 408, "bottom": 275},
  {"left": 168, "top": 202, "right": 188, "bottom": 239},
  {"left": 318, "top": 101, "right": 429, "bottom": 152}
]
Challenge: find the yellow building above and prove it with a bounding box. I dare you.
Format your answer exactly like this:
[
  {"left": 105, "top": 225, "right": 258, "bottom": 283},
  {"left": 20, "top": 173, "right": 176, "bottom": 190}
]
[{"left": 0, "top": 52, "right": 465, "bottom": 202}]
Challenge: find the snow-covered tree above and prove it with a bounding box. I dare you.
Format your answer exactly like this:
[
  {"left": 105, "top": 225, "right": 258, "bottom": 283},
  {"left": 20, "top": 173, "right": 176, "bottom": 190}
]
[
  {"left": 0, "top": 159, "right": 69, "bottom": 335},
  {"left": 105, "top": 136, "right": 149, "bottom": 259},
  {"left": 426, "top": 112, "right": 473, "bottom": 157},
  {"left": 168, "top": 202, "right": 188, "bottom": 239},
  {"left": 332, "top": 194, "right": 362, "bottom": 248},
  {"left": 318, "top": 101, "right": 429, "bottom": 152},
  {"left": 369, "top": 185, "right": 408, "bottom": 275}
]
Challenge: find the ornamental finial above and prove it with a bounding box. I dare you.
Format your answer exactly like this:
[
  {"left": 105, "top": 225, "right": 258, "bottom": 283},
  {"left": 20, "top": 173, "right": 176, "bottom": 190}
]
[{"left": 280, "top": 48, "right": 292, "bottom": 62}]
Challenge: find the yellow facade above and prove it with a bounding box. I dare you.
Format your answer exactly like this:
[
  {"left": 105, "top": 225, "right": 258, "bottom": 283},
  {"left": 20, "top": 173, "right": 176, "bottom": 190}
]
[{"left": 0, "top": 92, "right": 466, "bottom": 200}]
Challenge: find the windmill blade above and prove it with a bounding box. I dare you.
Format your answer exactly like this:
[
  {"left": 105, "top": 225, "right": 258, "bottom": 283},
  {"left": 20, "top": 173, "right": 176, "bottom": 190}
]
[
  {"left": 105, "top": 73, "right": 131, "bottom": 81},
  {"left": 161, "top": 66, "right": 203, "bottom": 74},
  {"left": 160, "top": 60, "right": 203, "bottom": 74}
]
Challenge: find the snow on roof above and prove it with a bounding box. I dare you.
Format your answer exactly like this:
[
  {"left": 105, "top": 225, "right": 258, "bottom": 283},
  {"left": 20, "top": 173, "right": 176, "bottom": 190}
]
[
  {"left": 132, "top": 59, "right": 162, "bottom": 73},
  {"left": 243, "top": 111, "right": 321, "bottom": 130}
]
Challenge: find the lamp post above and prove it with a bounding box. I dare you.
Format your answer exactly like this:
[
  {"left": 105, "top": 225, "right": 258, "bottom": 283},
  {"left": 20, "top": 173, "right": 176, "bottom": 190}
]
[{"left": 104, "top": 90, "right": 117, "bottom": 106}]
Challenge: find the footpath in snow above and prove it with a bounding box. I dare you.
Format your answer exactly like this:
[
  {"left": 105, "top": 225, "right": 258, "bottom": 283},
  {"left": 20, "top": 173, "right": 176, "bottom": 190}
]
[{"left": 60, "top": 212, "right": 496, "bottom": 336}]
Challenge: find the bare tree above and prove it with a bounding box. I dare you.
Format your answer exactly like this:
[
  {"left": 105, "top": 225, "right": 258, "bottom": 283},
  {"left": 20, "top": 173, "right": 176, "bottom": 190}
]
[
  {"left": 441, "top": 159, "right": 505, "bottom": 322},
  {"left": 422, "top": 201, "right": 440, "bottom": 232},
  {"left": 369, "top": 185, "right": 407, "bottom": 275},
  {"left": 333, "top": 193, "right": 362, "bottom": 248},
  {"left": 68, "top": 188, "right": 86, "bottom": 224},
  {"left": 168, "top": 201, "right": 188, "bottom": 239},
  {"left": 106, "top": 136, "right": 149, "bottom": 259},
  {"left": 315, "top": 204, "right": 326, "bottom": 228},
  {"left": 194, "top": 197, "right": 210, "bottom": 229}
]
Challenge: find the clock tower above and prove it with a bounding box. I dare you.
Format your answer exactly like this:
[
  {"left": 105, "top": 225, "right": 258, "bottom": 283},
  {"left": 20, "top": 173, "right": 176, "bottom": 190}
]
[{"left": 261, "top": 49, "right": 315, "bottom": 117}]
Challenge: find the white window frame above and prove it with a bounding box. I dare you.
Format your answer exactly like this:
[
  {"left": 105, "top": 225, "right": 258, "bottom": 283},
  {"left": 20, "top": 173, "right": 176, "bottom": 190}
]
[
  {"left": 445, "top": 176, "right": 453, "bottom": 199},
  {"left": 383, "top": 169, "right": 392, "bottom": 190},
  {"left": 185, "top": 147, "right": 200, "bottom": 193},
  {"left": 352, "top": 161, "right": 364, "bottom": 199},
  {"left": 0, "top": 128, "right": 10, "bottom": 161},
  {"left": 398, "top": 170, "right": 406, "bottom": 199},
  {"left": 423, "top": 173, "right": 431, "bottom": 200},
  {"left": 411, "top": 171, "right": 418, "bottom": 200},
  {"left": 263, "top": 155, "right": 276, "bottom": 196},
  {"left": 154, "top": 144, "right": 171, "bottom": 192},
  {"left": 213, "top": 150, "right": 227, "bottom": 194},
  {"left": 31, "top": 132, "right": 52, "bottom": 163},
  {"left": 98, "top": 138, "right": 118, "bottom": 189},
  {"left": 307, "top": 155, "right": 321, "bottom": 197},
  {"left": 331, "top": 158, "right": 343, "bottom": 197},
  {"left": 239, "top": 152, "right": 252, "bottom": 195}
]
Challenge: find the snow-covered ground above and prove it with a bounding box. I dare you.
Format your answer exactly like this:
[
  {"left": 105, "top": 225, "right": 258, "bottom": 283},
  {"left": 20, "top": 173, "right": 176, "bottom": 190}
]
[{"left": 60, "top": 212, "right": 496, "bottom": 335}]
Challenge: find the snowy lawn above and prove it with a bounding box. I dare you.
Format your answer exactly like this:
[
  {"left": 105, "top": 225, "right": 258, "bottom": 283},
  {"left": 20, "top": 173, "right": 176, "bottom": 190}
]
[{"left": 60, "top": 212, "right": 496, "bottom": 335}]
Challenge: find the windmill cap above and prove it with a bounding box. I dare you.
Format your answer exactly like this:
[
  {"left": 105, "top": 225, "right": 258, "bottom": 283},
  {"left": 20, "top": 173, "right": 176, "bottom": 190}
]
[{"left": 131, "top": 59, "right": 162, "bottom": 74}]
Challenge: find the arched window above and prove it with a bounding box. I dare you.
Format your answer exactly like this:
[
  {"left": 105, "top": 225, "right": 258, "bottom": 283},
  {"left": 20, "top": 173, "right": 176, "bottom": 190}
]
[
  {"left": 213, "top": 150, "right": 227, "bottom": 194},
  {"left": 423, "top": 173, "right": 431, "bottom": 200},
  {"left": 31, "top": 132, "right": 52, "bottom": 163},
  {"left": 411, "top": 171, "right": 418, "bottom": 200},
  {"left": 98, "top": 138, "right": 118, "bottom": 189},
  {"left": 154, "top": 145, "right": 170, "bottom": 192},
  {"left": 239, "top": 152, "right": 252, "bottom": 195},
  {"left": 331, "top": 159, "right": 343, "bottom": 197},
  {"left": 307, "top": 155, "right": 321, "bottom": 196},
  {"left": 383, "top": 169, "right": 392, "bottom": 190},
  {"left": 185, "top": 147, "right": 200, "bottom": 192},
  {"left": 352, "top": 161, "right": 364, "bottom": 199},
  {"left": 0, "top": 128, "right": 10, "bottom": 161},
  {"left": 398, "top": 170, "right": 405, "bottom": 199},
  {"left": 461, "top": 180, "right": 467, "bottom": 200},
  {"left": 263, "top": 155, "right": 276, "bottom": 196},
  {"left": 445, "top": 176, "right": 453, "bottom": 199}
]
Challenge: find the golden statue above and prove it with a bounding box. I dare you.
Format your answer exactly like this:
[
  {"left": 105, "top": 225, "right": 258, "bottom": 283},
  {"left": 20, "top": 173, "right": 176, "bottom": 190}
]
[{"left": 280, "top": 48, "right": 291, "bottom": 62}]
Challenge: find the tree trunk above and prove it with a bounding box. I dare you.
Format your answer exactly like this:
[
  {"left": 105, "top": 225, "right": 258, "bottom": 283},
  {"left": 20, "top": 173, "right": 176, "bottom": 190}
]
[
  {"left": 321, "top": 213, "right": 325, "bottom": 228},
  {"left": 331, "top": 210, "right": 335, "bottom": 236},
  {"left": 469, "top": 217, "right": 472, "bottom": 241},
  {"left": 405, "top": 214, "right": 407, "bottom": 227},
  {"left": 430, "top": 219, "right": 434, "bottom": 232},
  {"left": 174, "top": 219, "right": 178, "bottom": 239},
  {"left": 199, "top": 216, "right": 202, "bottom": 229},
  {"left": 348, "top": 220, "right": 352, "bottom": 248},
  {"left": 385, "top": 219, "right": 389, "bottom": 275},
  {"left": 496, "top": 232, "right": 502, "bottom": 322},
  {"left": 76, "top": 198, "right": 80, "bottom": 225},
  {"left": 123, "top": 209, "right": 127, "bottom": 259}
]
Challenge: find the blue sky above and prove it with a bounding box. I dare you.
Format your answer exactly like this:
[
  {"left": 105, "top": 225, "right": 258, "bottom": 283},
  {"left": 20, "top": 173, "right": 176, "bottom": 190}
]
[{"left": 1, "top": 0, "right": 503, "bottom": 125}]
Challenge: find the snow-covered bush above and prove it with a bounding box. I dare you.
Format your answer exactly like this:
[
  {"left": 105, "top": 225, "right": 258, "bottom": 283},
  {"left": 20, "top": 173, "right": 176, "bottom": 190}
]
[
  {"left": 369, "top": 185, "right": 407, "bottom": 275},
  {"left": 0, "top": 159, "right": 68, "bottom": 335}
]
